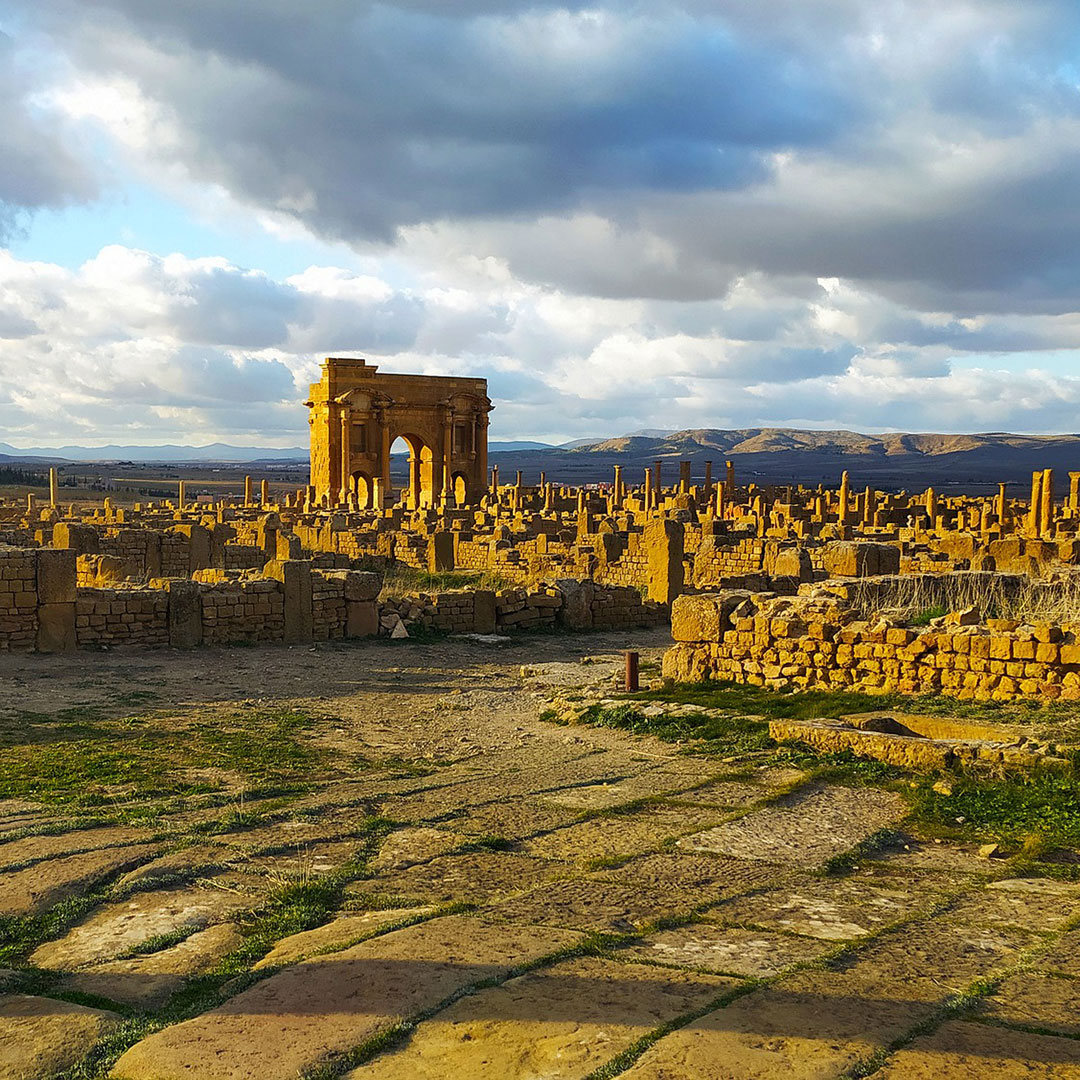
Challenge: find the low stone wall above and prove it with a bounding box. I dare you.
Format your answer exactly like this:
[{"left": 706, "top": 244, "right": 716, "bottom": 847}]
[
  {"left": 664, "top": 585, "right": 1080, "bottom": 701},
  {"left": 76, "top": 587, "right": 169, "bottom": 648},
  {"left": 0, "top": 545, "right": 40, "bottom": 650},
  {"left": 201, "top": 580, "right": 285, "bottom": 645}
]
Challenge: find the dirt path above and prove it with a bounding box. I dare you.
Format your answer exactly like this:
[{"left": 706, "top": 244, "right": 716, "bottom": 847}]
[{"left": 2, "top": 631, "right": 1080, "bottom": 1079}]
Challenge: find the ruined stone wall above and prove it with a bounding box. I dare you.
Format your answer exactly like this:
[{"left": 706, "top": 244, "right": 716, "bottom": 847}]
[
  {"left": 75, "top": 587, "right": 169, "bottom": 648},
  {"left": 160, "top": 533, "right": 191, "bottom": 578},
  {"left": 665, "top": 586, "right": 1080, "bottom": 702},
  {"left": 224, "top": 544, "right": 265, "bottom": 570},
  {"left": 311, "top": 570, "right": 347, "bottom": 640},
  {"left": 0, "top": 545, "right": 38, "bottom": 650},
  {"left": 201, "top": 580, "right": 285, "bottom": 645}
]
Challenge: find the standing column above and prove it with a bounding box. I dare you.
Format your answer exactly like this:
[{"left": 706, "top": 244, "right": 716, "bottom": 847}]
[
  {"left": 725, "top": 460, "right": 735, "bottom": 496},
  {"left": 244, "top": 475, "right": 253, "bottom": 507},
  {"left": 1070, "top": 472, "right": 1080, "bottom": 513},
  {"left": 49, "top": 467, "right": 59, "bottom": 507},
  {"left": 643, "top": 467, "right": 653, "bottom": 510},
  {"left": 1042, "top": 467, "right": 1054, "bottom": 537},
  {"left": 440, "top": 408, "right": 453, "bottom": 506},
  {"left": 997, "top": 482, "right": 1008, "bottom": 525},
  {"left": 261, "top": 479, "right": 270, "bottom": 507},
  {"left": 409, "top": 449, "right": 421, "bottom": 509},
  {"left": 339, "top": 408, "right": 351, "bottom": 504},
  {"left": 477, "top": 409, "right": 489, "bottom": 498},
  {"left": 653, "top": 460, "right": 663, "bottom": 504},
  {"left": 703, "top": 460, "right": 713, "bottom": 502},
  {"left": 925, "top": 486, "right": 937, "bottom": 525},
  {"left": 838, "top": 471, "right": 850, "bottom": 525},
  {"left": 715, "top": 483, "right": 725, "bottom": 518},
  {"left": 679, "top": 461, "right": 691, "bottom": 494},
  {"left": 379, "top": 410, "right": 391, "bottom": 506},
  {"left": 178, "top": 480, "right": 186, "bottom": 509},
  {"left": 613, "top": 464, "right": 624, "bottom": 507},
  {"left": 1028, "top": 471, "right": 1043, "bottom": 537}
]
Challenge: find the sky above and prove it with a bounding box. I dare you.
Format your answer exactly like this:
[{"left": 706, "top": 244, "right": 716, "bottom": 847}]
[{"left": 2, "top": 1, "right": 1080, "bottom": 448}]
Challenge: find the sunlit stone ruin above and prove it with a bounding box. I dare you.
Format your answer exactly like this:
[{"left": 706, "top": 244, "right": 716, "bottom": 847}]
[{"left": 10, "top": 359, "right": 1080, "bottom": 1078}]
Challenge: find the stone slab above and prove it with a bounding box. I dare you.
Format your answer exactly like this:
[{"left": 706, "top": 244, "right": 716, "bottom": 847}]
[
  {"left": 714, "top": 874, "right": 935, "bottom": 940},
  {"left": 369, "top": 827, "right": 468, "bottom": 871},
  {"left": 254, "top": 907, "right": 436, "bottom": 969},
  {"left": 31, "top": 884, "right": 249, "bottom": 970},
  {"left": 0, "top": 844, "right": 160, "bottom": 917},
  {"left": 623, "top": 924, "right": 829, "bottom": 977},
  {"left": 0, "top": 826, "right": 152, "bottom": 869},
  {"left": 60, "top": 923, "right": 244, "bottom": 1010},
  {"left": 677, "top": 784, "right": 905, "bottom": 867},
  {"left": 342, "top": 957, "right": 735, "bottom": 1080},
  {"left": 983, "top": 972, "right": 1080, "bottom": 1035},
  {"left": 0, "top": 993, "right": 120, "bottom": 1080},
  {"left": 110, "top": 915, "right": 581, "bottom": 1080},
  {"left": 872, "top": 1019, "right": 1080, "bottom": 1078},
  {"left": 947, "top": 877, "right": 1080, "bottom": 933},
  {"left": 622, "top": 980, "right": 920, "bottom": 1080}
]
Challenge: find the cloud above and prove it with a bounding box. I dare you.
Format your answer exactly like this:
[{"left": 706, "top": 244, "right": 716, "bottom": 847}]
[
  {"left": 1, "top": 244, "right": 1080, "bottom": 446},
  {"left": 0, "top": 29, "right": 99, "bottom": 239}
]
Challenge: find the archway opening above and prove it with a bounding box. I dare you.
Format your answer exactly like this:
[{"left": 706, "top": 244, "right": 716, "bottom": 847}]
[
  {"left": 351, "top": 472, "right": 372, "bottom": 510},
  {"left": 453, "top": 471, "right": 468, "bottom": 508},
  {"left": 390, "top": 433, "right": 433, "bottom": 508}
]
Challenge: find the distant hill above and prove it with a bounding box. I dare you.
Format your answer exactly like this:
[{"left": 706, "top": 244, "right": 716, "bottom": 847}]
[
  {"left": 488, "top": 427, "right": 1080, "bottom": 493},
  {"left": 0, "top": 442, "right": 308, "bottom": 463}
]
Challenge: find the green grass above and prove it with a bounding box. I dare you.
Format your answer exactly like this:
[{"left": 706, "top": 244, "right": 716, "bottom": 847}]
[
  {"left": 576, "top": 702, "right": 774, "bottom": 756},
  {"left": 908, "top": 605, "right": 947, "bottom": 626},
  {"left": 908, "top": 772, "right": 1080, "bottom": 849},
  {"left": 0, "top": 707, "right": 332, "bottom": 806},
  {"left": 379, "top": 564, "right": 517, "bottom": 596}
]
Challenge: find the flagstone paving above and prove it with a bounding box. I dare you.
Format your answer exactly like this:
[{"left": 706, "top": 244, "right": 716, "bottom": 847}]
[{"left": 1, "top": 630, "right": 1079, "bottom": 1079}]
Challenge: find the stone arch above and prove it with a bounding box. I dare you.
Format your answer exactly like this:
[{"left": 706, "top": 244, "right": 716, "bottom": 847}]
[
  {"left": 351, "top": 471, "right": 373, "bottom": 510},
  {"left": 391, "top": 432, "right": 435, "bottom": 508}
]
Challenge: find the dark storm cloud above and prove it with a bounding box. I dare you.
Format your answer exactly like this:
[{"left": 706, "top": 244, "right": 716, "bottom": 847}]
[
  {"left": 24, "top": 1, "right": 849, "bottom": 240},
  {"left": 0, "top": 30, "right": 98, "bottom": 238}
]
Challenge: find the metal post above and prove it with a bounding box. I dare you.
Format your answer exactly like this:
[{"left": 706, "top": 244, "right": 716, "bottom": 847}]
[{"left": 623, "top": 650, "right": 640, "bottom": 693}]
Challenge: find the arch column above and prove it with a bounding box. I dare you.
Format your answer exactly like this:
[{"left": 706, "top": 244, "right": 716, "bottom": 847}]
[
  {"left": 379, "top": 408, "right": 391, "bottom": 504},
  {"left": 339, "top": 406, "right": 351, "bottom": 504}
]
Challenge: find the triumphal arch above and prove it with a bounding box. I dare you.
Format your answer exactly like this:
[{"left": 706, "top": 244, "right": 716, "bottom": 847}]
[{"left": 306, "top": 357, "right": 492, "bottom": 508}]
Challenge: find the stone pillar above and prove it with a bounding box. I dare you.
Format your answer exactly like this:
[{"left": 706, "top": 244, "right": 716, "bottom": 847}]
[
  {"left": 703, "top": 460, "right": 713, "bottom": 501},
  {"left": 440, "top": 407, "right": 453, "bottom": 505},
  {"left": 339, "top": 408, "right": 351, "bottom": 504},
  {"left": 49, "top": 467, "right": 58, "bottom": 508},
  {"left": 715, "top": 483, "right": 725, "bottom": 518},
  {"left": 409, "top": 449, "right": 421, "bottom": 510},
  {"left": 177, "top": 480, "right": 186, "bottom": 509},
  {"left": 643, "top": 468, "right": 653, "bottom": 510},
  {"left": 166, "top": 579, "right": 204, "bottom": 648},
  {"left": 477, "top": 409, "right": 489, "bottom": 496},
  {"left": 36, "top": 548, "right": 77, "bottom": 653},
  {"left": 26, "top": 492, "right": 34, "bottom": 515},
  {"left": 997, "top": 482, "right": 1008, "bottom": 525},
  {"left": 613, "top": 465, "right": 624, "bottom": 506},
  {"left": 244, "top": 475, "right": 253, "bottom": 507},
  {"left": 725, "top": 460, "right": 735, "bottom": 496},
  {"left": 539, "top": 471, "right": 546, "bottom": 488},
  {"left": 428, "top": 532, "right": 454, "bottom": 572},
  {"left": 1028, "top": 471, "right": 1043, "bottom": 537},
  {"left": 372, "top": 476, "right": 386, "bottom": 512},
  {"left": 925, "top": 486, "right": 937, "bottom": 524},
  {"left": 838, "top": 471, "right": 850, "bottom": 526},
  {"left": 643, "top": 517, "right": 684, "bottom": 604},
  {"left": 863, "top": 486, "right": 876, "bottom": 526},
  {"left": 653, "top": 460, "right": 663, "bottom": 502},
  {"left": 1042, "top": 467, "right": 1054, "bottom": 537},
  {"left": 491, "top": 464, "right": 499, "bottom": 491},
  {"left": 261, "top": 479, "right": 270, "bottom": 507},
  {"left": 266, "top": 559, "right": 314, "bottom": 645},
  {"left": 1070, "top": 472, "right": 1080, "bottom": 512},
  {"left": 679, "top": 460, "right": 691, "bottom": 494},
  {"left": 380, "top": 411, "right": 391, "bottom": 504}
]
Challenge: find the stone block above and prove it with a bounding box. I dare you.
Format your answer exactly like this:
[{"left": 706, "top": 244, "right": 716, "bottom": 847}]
[
  {"left": 342, "top": 571, "right": 382, "bottom": 602},
  {"left": 37, "top": 548, "right": 76, "bottom": 604},
  {"left": 264, "top": 559, "right": 312, "bottom": 644},
  {"left": 166, "top": 579, "right": 204, "bottom": 648},
  {"left": 37, "top": 602, "right": 76, "bottom": 653},
  {"left": 345, "top": 600, "right": 379, "bottom": 638},
  {"left": 472, "top": 589, "right": 497, "bottom": 633}
]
